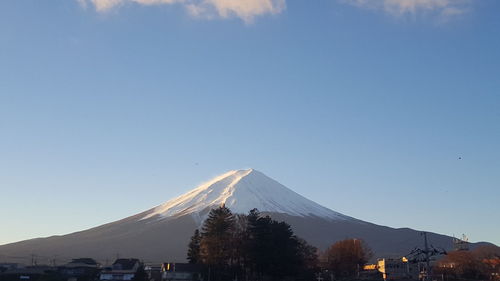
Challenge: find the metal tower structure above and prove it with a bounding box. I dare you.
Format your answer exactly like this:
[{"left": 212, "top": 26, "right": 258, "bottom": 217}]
[{"left": 453, "top": 234, "right": 470, "bottom": 251}]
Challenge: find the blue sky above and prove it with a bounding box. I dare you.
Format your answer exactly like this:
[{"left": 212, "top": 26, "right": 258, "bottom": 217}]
[{"left": 0, "top": 0, "right": 499, "bottom": 247}]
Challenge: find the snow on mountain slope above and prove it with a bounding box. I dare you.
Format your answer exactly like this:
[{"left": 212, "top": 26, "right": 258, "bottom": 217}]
[{"left": 142, "top": 169, "right": 351, "bottom": 222}]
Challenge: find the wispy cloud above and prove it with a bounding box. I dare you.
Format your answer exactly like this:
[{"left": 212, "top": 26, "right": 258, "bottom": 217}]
[
  {"left": 187, "top": 0, "right": 285, "bottom": 23},
  {"left": 78, "top": 0, "right": 471, "bottom": 22},
  {"left": 344, "top": 0, "right": 471, "bottom": 19},
  {"left": 78, "top": 0, "right": 285, "bottom": 23}
]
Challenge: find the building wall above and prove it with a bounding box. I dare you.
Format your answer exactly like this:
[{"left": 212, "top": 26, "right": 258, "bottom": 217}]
[
  {"left": 100, "top": 273, "right": 135, "bottom": 280},
  {"left": 163, "top": 271, "right": 194, "bottom": 280},
  {"left": 377, "top": 258, "right": 410, "bottom": 280}
]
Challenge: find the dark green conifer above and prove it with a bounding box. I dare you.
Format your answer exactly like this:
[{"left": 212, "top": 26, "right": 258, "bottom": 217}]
[
  {"left": 200, "top": 205, "right": 235, "bottom": 281},
  {"left": 187, "top": 229, "right": 201, "bottom": 264}
]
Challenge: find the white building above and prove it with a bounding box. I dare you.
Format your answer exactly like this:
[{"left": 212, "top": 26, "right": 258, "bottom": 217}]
[{"left": 100, "top": 259, "right": 141, "bottom": 281}]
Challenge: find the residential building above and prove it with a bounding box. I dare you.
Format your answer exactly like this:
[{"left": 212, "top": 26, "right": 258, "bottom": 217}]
[
  {"left": 0, "top": 263, "right": 24, "bottom": 272},
  {"left": 59, "top": 258, "right": 100, "bottom": 281},
  {"left": 100, "top": 259, "right": 141, "bottom": 281},
  {"left": 0, "top": 265, "right": 57, "bottom": 281}
]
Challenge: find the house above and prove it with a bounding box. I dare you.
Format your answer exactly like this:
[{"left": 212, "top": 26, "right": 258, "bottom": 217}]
[
  {"left": 59, "top": 258, "right": 100, "bottom": 281},
  {"left": 0, "top": 263, "right": 23, "bottom": 272},
  {"left": 161, "top": 263, "right": 202, "bottom": 281},
  {"left": 100, "top": 259, "right": 141, "bottom": 281},
  {"left": 0, "top": 265, "right": 57, "bottom": 280}
]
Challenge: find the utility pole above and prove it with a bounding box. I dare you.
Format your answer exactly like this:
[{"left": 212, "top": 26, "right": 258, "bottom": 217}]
[
  {"left": 31, "top": 254, "right": 37, "bottom": 266},
  {"left": 422, "top": 232, "right": 431, "bottom": 281},
  {"left": 406, "top": 234, "right": 447, "bottom": 281}
]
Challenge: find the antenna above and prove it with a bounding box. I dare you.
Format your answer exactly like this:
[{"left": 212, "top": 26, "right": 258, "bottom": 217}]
[
  {"left": 453, "top": 234, "right": 469, "bottom": 251},
  {"left": 31, "top": 254, "right": 37, "bottom": 266},
  {"left": 422, "top": 232, "right": 431, "bottom": 281}
]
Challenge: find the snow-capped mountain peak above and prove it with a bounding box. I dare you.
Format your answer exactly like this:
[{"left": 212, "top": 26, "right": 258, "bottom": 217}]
[{"left": 141, "top": 169, "right": 350, "bottom": 222}]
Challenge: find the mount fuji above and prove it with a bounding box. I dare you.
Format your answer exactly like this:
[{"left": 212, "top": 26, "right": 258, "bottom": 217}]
[
  {"left": 140, "top": 169, "right": 350, "bottom": 223},
  {"left": 0, "top": 169, "right": 489, "bottom": 264}
]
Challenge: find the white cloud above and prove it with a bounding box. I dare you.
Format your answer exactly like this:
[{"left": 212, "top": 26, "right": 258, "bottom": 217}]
[
  {"left": 79, "top": 0, "right": 471, "bottom": 22},
  {"left": 80, "top": 0, "right": 284, "bottom": 23},
  {"left": 189, "top": 0, "right": 285, "bottom": 23},
  {"left": 90, "top": 0, "right": 123, "bottom": 12},
  {"left": 344, "top": 0, "right": 471, "bottom": 18},
  {"left": 87, "top": 0, "right": 180, "bottom": 12}
]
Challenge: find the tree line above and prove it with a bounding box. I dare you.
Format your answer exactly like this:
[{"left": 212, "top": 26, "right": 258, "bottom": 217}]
[
  {"left": 187, "top": 206, "right": 373, "bottom": 281},
  {"left": 435, "top": 245, "right": 500, "bottom": 280}
]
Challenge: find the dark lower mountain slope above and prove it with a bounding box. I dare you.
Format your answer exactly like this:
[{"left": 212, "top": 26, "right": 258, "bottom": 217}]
[
  {"left": 0, "top": 211, "right": 491, "bottom": 264},
  {"left": 1, "top": 169, "right": 493, "bottom": 264}
]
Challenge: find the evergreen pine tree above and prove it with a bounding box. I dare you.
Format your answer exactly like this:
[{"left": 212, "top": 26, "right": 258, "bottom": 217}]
[
  {"left": 187, "top": 229, "right": 201, "bottom": 264},
  {"left": 200, "top": 205, "right": 235, "bottom": 281},
  {"left": 188, "top": 206, "right": 320, "bottom": 281}
]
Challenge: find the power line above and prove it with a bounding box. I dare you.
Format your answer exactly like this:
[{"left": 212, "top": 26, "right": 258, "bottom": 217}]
[{"left": 405, "top": 232, "right": 447, "bottom": 281}]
